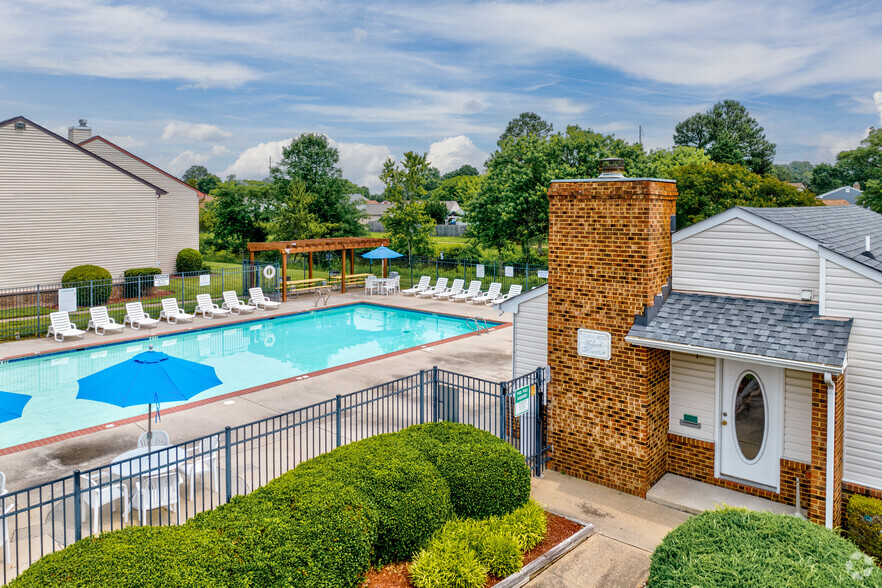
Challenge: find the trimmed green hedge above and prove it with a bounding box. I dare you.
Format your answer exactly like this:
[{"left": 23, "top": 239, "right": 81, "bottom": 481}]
[
  {"left": 847, "top": 495, "right": 882, "bottom": 561},
  {"left": 649, "top": 508, "right": 882, "bottom": 587},
  {"left": 176, "top": 248, "right": 205, "bottom": 273},
  {"left": 122, "top": 267, "right": 161, "bottom": 298},
  {"left": 61, "top": 265, "right": 112, "bottom": 307},
  {"left": 12, "top": 423, "right": 528, "bottom": 588}
]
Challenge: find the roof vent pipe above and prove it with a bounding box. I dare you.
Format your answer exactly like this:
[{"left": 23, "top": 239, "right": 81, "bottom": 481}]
[
  {"left": 867, "top": 236, "right": 871, "bottom": 252},
  {"left": 598, "top": 158, "right": 625, "bottom": 178}
]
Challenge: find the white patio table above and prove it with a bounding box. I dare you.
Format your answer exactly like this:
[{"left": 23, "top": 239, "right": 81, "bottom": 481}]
[{"left": 110, "top": 446, "right": 188, "bottom": 479}]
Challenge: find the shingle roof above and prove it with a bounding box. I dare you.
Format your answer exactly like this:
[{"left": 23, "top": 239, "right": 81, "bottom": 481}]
[
  {"left": 628, "top": 292, "right": 852, "bottom": 368},
  {"left": 742, "top": 205, "right": 882, "bottom": 273},
  {"left": 818, "top": 186, "right": 862, "bottom": 204}
]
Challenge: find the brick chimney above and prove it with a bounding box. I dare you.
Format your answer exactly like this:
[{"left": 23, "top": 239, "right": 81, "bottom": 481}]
[
  {"left": 68, "top": 119, "right": 91, "bottom": 144},
  {"left": 545, "top": 162, "right": 678, "bottom": 497}
]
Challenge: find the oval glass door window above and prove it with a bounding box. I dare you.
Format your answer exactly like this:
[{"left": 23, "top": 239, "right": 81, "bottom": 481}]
[{"left": 734, "top": 373, "right": 766, "bottom": 461}]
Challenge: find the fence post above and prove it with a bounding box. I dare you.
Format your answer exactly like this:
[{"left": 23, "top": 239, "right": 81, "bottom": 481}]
[
  {"left": 499, "top": 382, "right": 507, "bottom": 441},
  {"left": 335, "top": 395, "right": 343, "bottom": 448},
  {"left": 36, "top": 284, "right": 41, "bottom": 336},
  {"left": 419, "top": 369, "right": 425, "bottom": 424},
  {"left": 525, "top": 262, "right": 530, "bottom": 292},
  {"left": 89, "top": 280, "right": 94, "bottom": 308},
  {"left": 224, "top": 426, "right": 232, "bottom": 504},
  {"left": 534, "top": 366, "right": 544, "bottom": 476},
  {"left": 409, "top": 257, "right": 414, "bottom": 287},
  {"left": 73, "top": 470, "right": 83, "bottom": 541},
  {"left": 432, "top": 365, "right": 439, "bottom": 422}
]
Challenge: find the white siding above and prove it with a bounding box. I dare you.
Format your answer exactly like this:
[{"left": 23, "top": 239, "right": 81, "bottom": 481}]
[
  {"left": 513, "top": 293, "right": 547, "bottom": 378},
  {"left": 674, "top": 218, "right": 819, "bottom": 300},
  {"left": 669, "top": 353, "right": 716, "bottom": 441},
  {"left": 81, "top": 139, "right": 199, "bottom": 272},
  {"left": 825, "top": 261, "right": 882, "bottom": 489},
  {"left": 0, "top": 123, "right": 158, "bottom": 288},
  {"left": 783, "top": 369, "right": 812, "bottom": 463}
]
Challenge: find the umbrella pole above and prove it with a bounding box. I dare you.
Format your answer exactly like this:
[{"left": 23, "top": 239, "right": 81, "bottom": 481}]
[{"left": 147, "top": 403, "right": 152, "bottom": 453}]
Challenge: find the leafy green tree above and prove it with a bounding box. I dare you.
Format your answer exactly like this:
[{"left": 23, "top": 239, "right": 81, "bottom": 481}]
[
  {"left": 674, "top": 100, "right": 776, "bottom": 175},
  {"left": 670, "top": 162, "right": 820, "bottom": 229},
  {"left": 632, "top": 146, "right": 711, "bottom": 179},
  {"left": 432, "top": 175, "right": 484, "bottom": 210},
  {"left": 441, "top": 164, "right": 479, "bottom": 180},
  {"left": 424, "top": 167, "right": 442, "bottom": 194},
  {"left": 379, "top": 152, "right": 436, "bottom": 257},
  {"left": 499, "top": 112, "right": 554, "bottom": 145},
  {"left": 270, "top": 181, "right": 335, "bottom": 241},
  {"left": 554, "top": 125, "right": 649, "bottom": 177},
  {"left": 856, "top": 179, "right": 882, "bottom": 213},
  {"left": 182, "top": 165, "right": 221, "bottom": 194},
  {"left": 206, "top": 180, "right": 275, "bottom": 253},
  {"left": 807, "top": 163, "right": 842, "bottom": 194},
  {"left": 771, "top": 161, "right": 815, "bottom": 185},
  {"left": 423, "top": 198, "right": 450, "bottom": 225},
  {"left": 835, "top": 127, "right": 882, "bottom": 189}
]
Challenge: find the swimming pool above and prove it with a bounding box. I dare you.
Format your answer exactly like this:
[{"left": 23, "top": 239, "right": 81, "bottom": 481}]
[{"left": 0, "top": 303, "right": 494, "bottom": 450}]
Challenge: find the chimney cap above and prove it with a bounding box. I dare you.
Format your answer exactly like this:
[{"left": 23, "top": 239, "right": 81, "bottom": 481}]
[
  {"left": 599, "top": 157, "right": 625, "bottom": 178},
  {"left": 78, "top": 119, "right": 88, "bottom": 128}
]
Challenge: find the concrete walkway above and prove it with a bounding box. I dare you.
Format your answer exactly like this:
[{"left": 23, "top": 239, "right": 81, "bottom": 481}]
[{"left": 528, "top": 471, "right": 691, "bottom": 588}]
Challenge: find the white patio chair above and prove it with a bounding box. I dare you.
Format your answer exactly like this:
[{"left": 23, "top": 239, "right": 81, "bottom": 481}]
[
  {"left": 194, "top": 294, "right": 230, "bottom": 319},
  {"left": 47, "top": 311, "right": 86, "bottom": 342},
  {"left": 137, "top": 431, "right": 171, "bottom": 449},
  {"left": 452, "top": 280, "right": 483, "bottom": 302},
  {"left": 87, "top": 306, "right": 124, "bottom": 335},
  {"left": 417, "top": 277, "right": 448, "bottom": 298},
  {"left": 131, "top": 472, "right": 183, "bottom": 525},
  {"left": 221, "top": 291, "right": 255, "bottom": 315},
  {"left": 434, "top": 278, "right": 464, "bottom": 300},
  {"left": 159, "top": 298, "right": 194, "bottom": 324},
  {"left": 381, "top": 275, "right": 400, "bottom": 295},
  {"left": 402, "top": 276, "right": 431, "bottom": 296},
  {"left": 81, "top": 474, "right": 129, "bottom": 534},
  {"left": 470, "top": 282, "right": 502, "bottom": 304},
  {"left": 248, "top": 287, "right": 280, "bottom": 310},
  {"left": 123, "top": 302, "right": 159, "bottom": 330},
  {"left": 494, "top": 284, "right": 523, "bottom": 304},
  {"left": 364, "top": 275, "right": 380, "bottom": 295},
  {"left": 186, "top": 435, "right": 220, "bottom": 500},
  {"left": 1, "top": 498, "right": 13, "bottom": 561}
]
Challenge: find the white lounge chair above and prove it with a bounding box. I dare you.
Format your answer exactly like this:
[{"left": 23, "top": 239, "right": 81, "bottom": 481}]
[
  {"left": 87, "top": 306, "right": 124, "bottom": 335},
  {"left": 124, "top": 302, "right": 159, "bottom": 330},
  {"left": 81, "top": 474, "right": 129, "bottom": 534},
  {"left": 402, "top": 276, "right": 431, "bottom": 296},
  {"left": 222, "top": 291, "right": 255, "bottom": 315},
  {"left": 452, "top": 280, "right": 482, "bottom": 302},
  {"left": 248, "top": 287, "right": 280, "bottom": 310},
  {"left": 131, "top": 472, "right": 183, "bottom": 525},
  {"left": 137, "top": 430, "right": 171, "bottom": 449},
  {"left": 418, "top": 277, "right": 448, "bottom": 298},
  {"left": 494, "top": 284, "right": 523, "bottom": 304},
  {"left": 434, "top": 278, "right": 464, "bottom": 300},
  {"left": 159, "top": 298, "right": 194, "bottom": 324},
  {"left": 469, "top": 282, "right": 502, "bottom": 304},
  {"left": 47, "top": 311, "right": 86, "bottom": 342},
  {"left": 194, "top": 294, "right": 230, "bottom": 319}
]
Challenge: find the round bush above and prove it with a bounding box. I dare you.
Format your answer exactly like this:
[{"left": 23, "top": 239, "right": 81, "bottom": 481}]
[
  {"left": 122, "top": 267, "right": 161, "bottom": 298},
  {"left": 649, "top": 508, "right": 882, "bottom": 587},
  {"left": 847, "top": 495, "right": 882, "bottom": 561},
  {"left": 61, "top": 265, "right": 112, "bottom": 307},
  {"left": 175, "top": 248, "right": 205, "bottom": 274}
]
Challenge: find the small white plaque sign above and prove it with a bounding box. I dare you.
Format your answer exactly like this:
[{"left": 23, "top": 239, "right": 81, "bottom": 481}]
[
  {"left": 476, "top": 264, "right": 485, "bottom": 278},
  {"left": 577, "top": 329, "right": 611, "bottom": 360},
  {"left": 504, "top": 266, "right": 514, "bottom": 277},
  {"left": 537, "top": 269, "right": 549, "bottom": 279},
  {"left": 154, "top": 274, "right": 170, "bottom": 287},
  {"left": 58, "top": 287, "right": 77, "bottom": 313},
  {"left": 199, "top": 273, "right": 211, "bottom": 287}
]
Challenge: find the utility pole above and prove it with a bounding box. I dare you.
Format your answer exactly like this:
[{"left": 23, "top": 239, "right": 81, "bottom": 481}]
[{"left": 639, "top": 125, "right": 644, "bottom": 145}]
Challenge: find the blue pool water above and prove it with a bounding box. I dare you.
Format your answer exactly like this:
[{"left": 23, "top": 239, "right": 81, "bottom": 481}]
[{"left": 0, "top": 304, "right": 489, "bottom": 450}]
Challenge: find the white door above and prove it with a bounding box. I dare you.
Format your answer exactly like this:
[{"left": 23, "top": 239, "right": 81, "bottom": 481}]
[{"left": 719, "top": 360, "right": 782, "bottom": 490}]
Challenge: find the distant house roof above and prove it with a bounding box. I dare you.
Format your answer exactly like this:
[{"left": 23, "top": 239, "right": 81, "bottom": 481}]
[
  {"left": 348, "top": 193, "right": 368, "bottom": 208},
  {"left": 821, "top": 199, "right": 851, "bottom": 206},
  {"left": 364, "top": 202, "right": 393, "bottom": 217},
  {"left": 788, "top": 182, "right": 807, "bottom": 191},
  {"left": 442, "top": 201, "right": 464, "bottom": 216},
  {"left": 818, "top": 185, "right": 862, "bottom": 204},
  {"left": 627, "top": 292, "right": 852, "bottom": 373}
]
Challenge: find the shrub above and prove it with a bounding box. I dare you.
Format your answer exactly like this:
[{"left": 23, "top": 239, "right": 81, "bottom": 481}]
[
  {"left": 410, "top": 534, "right": 488, "bottom": 588},
  {"left": 176, "top": 248, "right": 206, "bottom": 273},
  {"left": 847, "top": 495, "right": 882, "bottom": 561},
  {"left": 122, "top": 267, "right": 161, "bottom": 298},
  {"left": 649, "top": 507, "right": 882, "bottom": 587},
  {"left": 495, "top": 499, "right": 547, "bottom": 552},
  {"left": 61, "top": 265, "right": 112, "bottom": 307}
]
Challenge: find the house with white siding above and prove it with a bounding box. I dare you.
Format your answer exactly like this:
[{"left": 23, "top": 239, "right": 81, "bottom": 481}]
[
  {"left": 502, "top": 194, "right": 882, "bottom": 527},
  {"left": 0, "top": 117, "right": 198, "bottom": 288}
]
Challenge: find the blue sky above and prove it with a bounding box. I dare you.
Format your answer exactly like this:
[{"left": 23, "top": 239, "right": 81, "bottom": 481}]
[{"left": 2, "top": 0, "right": 881, "bottom": 192}]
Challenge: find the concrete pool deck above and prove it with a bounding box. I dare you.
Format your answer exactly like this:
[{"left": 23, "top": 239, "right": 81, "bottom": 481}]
[{"left": 0, "top": 292, "right": 514, "bottom": 490}]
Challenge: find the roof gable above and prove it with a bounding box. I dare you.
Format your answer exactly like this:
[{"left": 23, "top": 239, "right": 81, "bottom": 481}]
[{"left": 496, "top": 284, "right": 548, "bottom": 312}]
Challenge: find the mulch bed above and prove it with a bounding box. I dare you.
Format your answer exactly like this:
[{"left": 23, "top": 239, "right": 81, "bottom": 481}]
[{"left": 362, "top": 512, "right": 584, "bottom": 588}]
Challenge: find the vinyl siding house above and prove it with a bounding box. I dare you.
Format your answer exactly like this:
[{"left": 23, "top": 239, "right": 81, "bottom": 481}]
[
  {"left": 0, "top": 116, "right": 170, "bottom": 288},
  {"left": 501, "top": 172, "right": 882, "bottom": 529}
]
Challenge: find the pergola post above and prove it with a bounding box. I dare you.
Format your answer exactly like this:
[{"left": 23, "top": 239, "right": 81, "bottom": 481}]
[
  {"left": 308, "top": 252, "right": 313, "bottom": 279},
  {"left": 340, "top": 248, "right": 347, "bottom": 293},
  {"left": 350, "top": 249, "right": 355, "bottom": 275}
]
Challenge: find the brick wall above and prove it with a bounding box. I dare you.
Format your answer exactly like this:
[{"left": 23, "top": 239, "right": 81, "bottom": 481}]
[
  {"left": 809, "top": 372, "right": 845, "bottom": 526},
  {"left": 546, "top": 179, "right": 677, "bottom": 497}
]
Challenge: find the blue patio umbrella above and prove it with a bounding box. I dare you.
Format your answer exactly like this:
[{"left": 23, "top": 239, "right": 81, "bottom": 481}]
[
  {"left": 77, "top": 345, "right": 221, "bottom": 450},
  {"left": 361, "top": 246, "right": 403, "bottom": 259},
  {"left": 0, "top": 391, "right": 31, "bottom": 424}
]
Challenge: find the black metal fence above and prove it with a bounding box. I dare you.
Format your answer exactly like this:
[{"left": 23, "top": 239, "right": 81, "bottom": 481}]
[
  {"left": 0, "top": 367, "right": 548, "bottom": 584},
  {"left": 390, "top": 257, "right": 549, "bottom": 294}
]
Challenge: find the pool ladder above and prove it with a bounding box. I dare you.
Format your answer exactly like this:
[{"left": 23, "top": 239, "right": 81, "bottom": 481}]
[
  {"left": 314, "top": 287, "right": 331, "bottom": 307},
  {"left": 467, "top": 316, "right": 489, "bottom": 334}
]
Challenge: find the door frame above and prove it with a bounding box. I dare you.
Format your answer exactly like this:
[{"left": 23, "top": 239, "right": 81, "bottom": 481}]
[{"left": 713, "top": 358, "right": 784, "bottom": 492}]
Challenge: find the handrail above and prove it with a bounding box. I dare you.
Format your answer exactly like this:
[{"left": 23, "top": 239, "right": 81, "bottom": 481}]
[
  {"left": 466, "top": 316, "right": 489, "bottom": 334},
  {"left": 314, "top": 288, "right": 331, "bottom": 307}
]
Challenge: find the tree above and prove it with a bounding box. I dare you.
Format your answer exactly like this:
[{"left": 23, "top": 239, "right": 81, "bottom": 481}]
[
  {"left": 807, "top": 163, "right": 842, "bottom": 194},
  {"left": 432, "top": 175, "right": 484, "bottom": 210},
  {"left": 856, "top": 179, "right": 882, "bottom": 213},
  {"left": 424, "top": 167, "right": 442, "bottom": 194},
  {"left": 498, "top": 112, "right": 554, "bottom": 145},
  {"left": 771, "top": 161, "right": 815, "bottom": 185},
  {"left": 835, "top": 127, "right": 882, "bottom": 189},
  {"left": 182, "top": 165, "right": 221, "bottom": 194},
  {"left": 379, "top": 152, "right": 436, "bottom": 257},
  {"left": 674, "top": 100, "right": 776, "bottom": 175},
  {"left": 441, "top": 164, "right": 479, "bottom": 180},
  {"left": 206, "top": 180, "right": 275, "bottom": 252},
  {"left": 669, "top": 162, "right": 820, "bottom": 229},
  {"left": 424, "top": 197, "right": 450, "bottom": 224},
  {"left": 270, "top": 181, "right": 334, "bottom": 241},
  {"left": 631, "top": 146, "right": 711, "bottom": 179}
]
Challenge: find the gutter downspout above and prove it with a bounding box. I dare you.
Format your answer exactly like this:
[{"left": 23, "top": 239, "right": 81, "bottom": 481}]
[{"left": 824, "top": 372, "right": 836, "bottom": 529}]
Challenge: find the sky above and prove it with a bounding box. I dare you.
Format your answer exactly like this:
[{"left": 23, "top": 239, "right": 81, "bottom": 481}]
[{"left": 1, "top": 0, "right": 881, "bottom": 192}]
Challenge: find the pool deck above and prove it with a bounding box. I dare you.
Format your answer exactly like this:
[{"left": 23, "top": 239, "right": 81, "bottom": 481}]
[{"left": 0, "top": 292, "right": 514, "bottom": 490}]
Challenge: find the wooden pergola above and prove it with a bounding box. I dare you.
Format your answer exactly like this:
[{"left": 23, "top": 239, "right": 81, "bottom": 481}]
[{"left": 247, "top": 237, "right": 390, "bottom": 300}]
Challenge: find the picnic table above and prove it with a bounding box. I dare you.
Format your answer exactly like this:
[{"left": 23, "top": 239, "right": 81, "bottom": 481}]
[
  {"left": 286, "top": 278, "right": 328, "bottom": 298},
  {"left": 329, "top": 273, "right": 371, "bottom": 290}
]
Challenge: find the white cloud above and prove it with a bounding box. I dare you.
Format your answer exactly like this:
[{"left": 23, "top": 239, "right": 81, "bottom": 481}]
[
  {"left": 106, "top": 135, "right": 146, "bottom": 149},
  {"left": 222, "top": 139, "right": 291, "bottom": 179},
  {"left": 162, "top": 122, "right": 232, "bottom": 142},
  {"left": 875, "top": 91, "right": 882, "bottom": 126},
  {"left": 328, "top": 139, "right": 392, "bottom": 191},
  {"left": 814, "top": 129, "right": 869, "bottom": 163},
  {"left": 169, "top": 145, "right": 229, "bottom": 175},
  {"left": 427, "top": 136, "right": 488, "bottom": 175}
]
